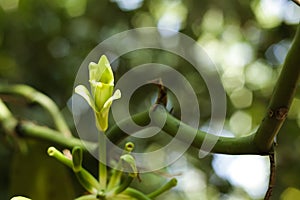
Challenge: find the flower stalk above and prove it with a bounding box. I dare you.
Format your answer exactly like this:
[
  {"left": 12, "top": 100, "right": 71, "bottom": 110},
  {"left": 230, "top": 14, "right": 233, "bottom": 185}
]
[
  {"left": 99, "top": 131, "right": 107, "bottom": 191},
  {"left": 75, "top": 55, "right": 121, "bottom": 193}
]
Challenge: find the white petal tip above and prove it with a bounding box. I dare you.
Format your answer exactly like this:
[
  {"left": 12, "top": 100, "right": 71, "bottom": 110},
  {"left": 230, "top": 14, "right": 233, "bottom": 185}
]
[
  {"left": 114, "top": 89, "right": 121, "bottom": 99},
  {"left": 74, "top": 85, "right": 85, "bottom": 94}
]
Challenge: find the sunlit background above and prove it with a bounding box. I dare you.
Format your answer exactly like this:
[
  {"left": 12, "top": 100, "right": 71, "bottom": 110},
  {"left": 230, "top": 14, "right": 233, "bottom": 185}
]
[{"left": 0, "top": 0, "right": 300, "bottom": 199}]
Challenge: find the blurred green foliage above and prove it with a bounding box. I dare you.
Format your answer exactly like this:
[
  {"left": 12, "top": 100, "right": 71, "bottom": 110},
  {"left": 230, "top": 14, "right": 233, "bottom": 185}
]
[{"left": 0, "top": 0, "right": 300, "bottom": 200}]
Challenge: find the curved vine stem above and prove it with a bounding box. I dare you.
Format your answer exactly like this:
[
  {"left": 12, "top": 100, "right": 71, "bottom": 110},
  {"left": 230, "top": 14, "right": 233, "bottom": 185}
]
[
  {"left": 254, "top": 23, "right": 300, "bottom": 152},
  {"left": 122, "top": 188, "right": 151, "bottom": 200},
  {"left": 0, "top": 84, "right": 72, "bottom": 137},
  {"left": 0, "top": 25, "right": 299, "bottom": 156},
  {"left": 17, "top": 121, "right": 96, "bottom": 150},
  {"left": 0, "top": 98, "right": 17, "bottom": 134},
  {"left": 105, "top": 107, "right": 260, "bottom": 155}
]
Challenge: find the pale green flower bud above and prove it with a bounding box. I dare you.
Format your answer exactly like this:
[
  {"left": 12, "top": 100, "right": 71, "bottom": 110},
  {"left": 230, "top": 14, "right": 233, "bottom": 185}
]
[{"left": 75, "top": 55, "right": 121, "bottom": 131}]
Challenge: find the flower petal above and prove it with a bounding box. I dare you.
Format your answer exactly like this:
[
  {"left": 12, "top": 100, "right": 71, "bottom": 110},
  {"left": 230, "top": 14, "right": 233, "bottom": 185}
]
[
  {"left": 95, "top": 89, "right": 121, "bottom": 131},
  {"left": 88, "top": 62, "right": 98, "bottom": 83},
  {"left": 75, "top": 85, "right": 97, "bottom": 112},
  {"left": 95, "top": 112, "right": 108, "bottom": 131},
  {"left": 92, "top": 82, "right": 113, "bottom": 111},
  {"left": 98, "top": 55, "right": 114, "bottom": 84},
  {"left": 89, "top": 55, "right": 114, "bottom": 85},
  {"left": 102, "top": 89, "right": 121, "bottom": 111}
]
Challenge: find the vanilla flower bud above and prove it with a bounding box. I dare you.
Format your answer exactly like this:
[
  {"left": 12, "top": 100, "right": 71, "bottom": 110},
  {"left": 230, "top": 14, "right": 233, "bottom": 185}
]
[{"left": 75, "top": 55, "right": 121, "bottom": 131}]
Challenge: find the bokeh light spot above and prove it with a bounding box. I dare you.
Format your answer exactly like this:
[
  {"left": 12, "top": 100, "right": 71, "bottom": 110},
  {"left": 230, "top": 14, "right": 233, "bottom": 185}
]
[
  {"left": 245, "top": 61, "right": 273, "bottom": 90},
  {"left": 230, "top": 87, "right": 253, "bottom": 109},
  {"left": 201, "top": 8, "right": 224, "bottom": 34},
  {"left": 229, "top": 110, "right": 252, "bottom": 136},
  {"left": 65, "top": 0, "right": 87, "bottom": 17},
  {"left": 222, "top": 67, "right": 245, "bottom": 92},
  {"left": 224, "top": 42, "right": 254, "bottom": 68},
  {"left": 112, "top": 0, "right": 143, "bottom": 11},
  {"left": 0, "top": 0, "right": 19, "bottom": 11},
  {"left": 213, "top": 155, "right": 269, "bottom": 199}
]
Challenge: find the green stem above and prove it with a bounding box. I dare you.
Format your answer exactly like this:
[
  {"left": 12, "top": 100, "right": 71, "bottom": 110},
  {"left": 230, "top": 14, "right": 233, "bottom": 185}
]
[
  {"left": 3, "top": 23, "right": 300, "bottom": 157},
  {"left": 107, "top": 142, "right": 135, "bottom": 191},
  {"left": 152, "top": 106, "right": 260, "bottom": 154},
  {"left": 105, "top": 111, "right": 150, "bottom": 144},
  {"left": 47, "top": 146, "right": 73, "bottom": 167},
  {"left": 254, "top": 23, "right": 300, "bottom": 152},
  {"left": 107, "top": 168, "right": 122, "bottom": 191},
  {"left": 0, "top": 98, "right": 97, "bottom": 152},
  {"left": 2, "top": 100, "right": 257, "bottom": 155},
  {"left": 147, "top": 178, "right": 177, "bottom": 198},
  {"left": 0, "top": 84, "right": 72, "bottom": 137},
  {"left": 72, "top": 146, "right": 83, "bottom": 172},
  {"left": 17, "top": 121, "right": 96, "bottom": 151},
  {"left": 112, "top": 175, "right": 134, "bottom": 195},
  {"left": 0, "top": 99, "right": 17, "bottom": 134},
  {"left": 99, "top": 131, "right": 107, "bottom": 191},
  {"left": 4, "top": 93, "right": 258, "bottom": 155},
  {"left": 48, "top": 147, "right": 100, "bottom": 194},
  {"left": 122, "top": 188, "right": 151, "bottom": 200},
  {"left": 106, "top": 109, "right": 259, "bottom": 155}
]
